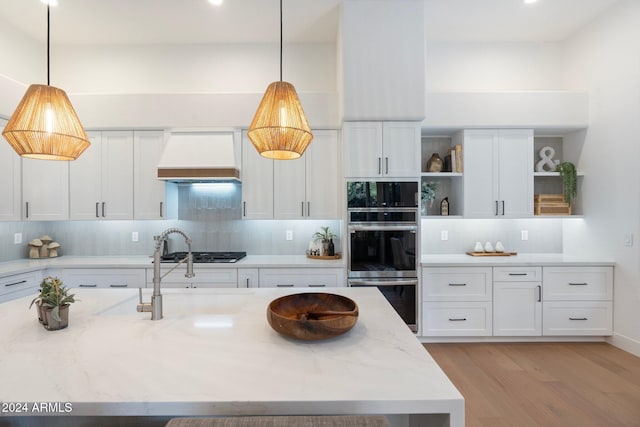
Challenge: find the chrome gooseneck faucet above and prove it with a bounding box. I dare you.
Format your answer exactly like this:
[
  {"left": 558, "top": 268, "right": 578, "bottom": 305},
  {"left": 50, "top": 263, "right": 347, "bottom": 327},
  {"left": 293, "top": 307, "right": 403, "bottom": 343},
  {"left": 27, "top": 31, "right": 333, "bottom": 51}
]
[{"left": 137, "top": 228, "right": 194, "bottom": 320}]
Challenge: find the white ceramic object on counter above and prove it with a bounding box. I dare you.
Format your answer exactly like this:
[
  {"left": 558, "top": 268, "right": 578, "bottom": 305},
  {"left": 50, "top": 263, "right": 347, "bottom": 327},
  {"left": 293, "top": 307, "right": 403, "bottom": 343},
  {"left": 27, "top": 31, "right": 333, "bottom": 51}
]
[
  {"left": 474, "top": 242, "right": 484, "bottom": 252},
  {"left": 484, "top": 241, "right": 495, "bottom": 252},
  {"left": 495, "top": 241, "right": 505, "bottom": 253}
]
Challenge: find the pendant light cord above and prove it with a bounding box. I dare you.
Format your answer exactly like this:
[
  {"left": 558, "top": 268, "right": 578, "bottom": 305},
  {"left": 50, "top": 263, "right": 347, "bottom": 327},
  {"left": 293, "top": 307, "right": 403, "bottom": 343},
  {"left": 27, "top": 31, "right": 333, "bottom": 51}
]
[
  {"left": 47, "top": 4, "right": 50, "bottom": 86},
  {"left": 279, "top": 0, "right": 283, "bottom": 82}
]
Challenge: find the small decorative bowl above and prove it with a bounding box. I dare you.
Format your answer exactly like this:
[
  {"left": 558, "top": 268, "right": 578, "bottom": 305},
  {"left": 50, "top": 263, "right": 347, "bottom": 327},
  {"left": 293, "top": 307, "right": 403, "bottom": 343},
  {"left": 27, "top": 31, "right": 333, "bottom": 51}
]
[{"left": 267, "top": 293, "right": 359, "bottom": 341}]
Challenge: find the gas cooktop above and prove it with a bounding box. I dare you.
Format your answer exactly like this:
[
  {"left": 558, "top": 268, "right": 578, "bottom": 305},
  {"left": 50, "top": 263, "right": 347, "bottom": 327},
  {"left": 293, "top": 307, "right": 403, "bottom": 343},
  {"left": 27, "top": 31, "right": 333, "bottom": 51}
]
[{"left": 161, "top": 251, "right": 247, "bottom": 263}]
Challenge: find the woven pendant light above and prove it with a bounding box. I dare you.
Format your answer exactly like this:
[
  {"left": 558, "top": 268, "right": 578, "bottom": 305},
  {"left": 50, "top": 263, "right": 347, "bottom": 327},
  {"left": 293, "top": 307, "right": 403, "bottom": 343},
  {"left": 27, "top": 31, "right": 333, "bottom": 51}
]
[
  {"left": 247, "top": 0, "right": 312, "bottom": 160},
  {"left": 2, "top": 4, "right": 89, "bottom": 161}
]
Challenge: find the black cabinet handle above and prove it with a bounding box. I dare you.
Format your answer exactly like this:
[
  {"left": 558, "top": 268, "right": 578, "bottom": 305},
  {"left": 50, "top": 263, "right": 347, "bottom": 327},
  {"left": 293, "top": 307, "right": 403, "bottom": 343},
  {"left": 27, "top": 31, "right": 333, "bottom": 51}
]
[
  {"left": 109, "top": 284, "right": 128, "bottom": 288},
  {"left": 502, "top": 200, "right": 505, "bottom": 216},
  {"left": 79, "top": 284, "right": 97, "bottom": 288},
  {"left": 309, "top": 284, "right": 326, "bottom": 287},
  {"left": 243, "top": 201, "right": 246, "bottom": 217},
  {"left": 160, "top": 201, "right": 164, "bottom": 218},
  {"left": 385, "top": 157, "right": 389, "bottom": 174},
  {"left": 448, "top": 283, "right": 467, "bottom": 287},
  {"left": 25, "top": 202, "right": 29, "bottom": 218},
  {"left": 537, "top": 285, "right": 542, "bottom": 302},
  {"left": 4, "top": 280, "right": 27, "bottom": 287},
  {"left": 102, "top": 202, "right": 106, "bottom": 217},
  {"left": 448, "top": 318, "right": 467, "bottom": 322},
  {"left": 509, "top": 273, "right": 528, "bottom": 276},
  {"left": 495, "top": 201, "right": 498, "bottom": 216},
  {"left": 569, "top": 282, "right": 588, "bottom": 286},
  {"left": 96, "top": 202, "right": 100, "bottom": 218},
  {"left": 569, "top": 317, "right": 588, "bottom": 321},
  {"left": 378, "top": 157, "right": 381, "bottom": 175},
  {"left": 276, "top": 284, "right": 294, "bottom": 288}
]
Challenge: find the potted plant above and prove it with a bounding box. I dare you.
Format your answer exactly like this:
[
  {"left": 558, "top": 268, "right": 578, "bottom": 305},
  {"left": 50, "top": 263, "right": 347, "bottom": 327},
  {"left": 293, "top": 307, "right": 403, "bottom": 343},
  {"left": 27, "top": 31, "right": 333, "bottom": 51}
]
[
  {"left": 556, "top": 161, "right": 578, "bottom": 206},
  {"left": 313, "top": 226, "right": 337, "bottom": 256},
  {"left": 421, "top": 181, "right": 438, "bottom": 215},
  {"left": 30, "top": 276, "right": 77, "bottom": 331}
]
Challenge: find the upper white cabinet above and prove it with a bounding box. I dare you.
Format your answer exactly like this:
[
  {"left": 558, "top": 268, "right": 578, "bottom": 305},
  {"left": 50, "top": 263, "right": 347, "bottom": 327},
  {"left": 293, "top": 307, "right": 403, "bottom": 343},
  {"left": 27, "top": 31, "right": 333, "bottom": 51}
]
[
  {"left": 241, "top": 131, "right": 274, "bottom": 219},
  {"left": 0, "top": 119, "right": 21, "bottom": 221},
  {"left": 133, "top": 130, "right": 176, "bottom": 220},
  {"left": 341, "top": 0, "right": 425, "bottom": 120},
  {"left": 70, "top": 131, "right": 134, "bottom": 220},
  {"left": 344, "top": 121, "right": 420, "bottom": 178},
  {"left": 274, "top": 130, "right": 339, "bottom": 219},
  {"left": 22, "top": 158, "right": 69, "bottom": 221},
  {"left": 461, "top": 129, "right": 533, "bottom": 218}
]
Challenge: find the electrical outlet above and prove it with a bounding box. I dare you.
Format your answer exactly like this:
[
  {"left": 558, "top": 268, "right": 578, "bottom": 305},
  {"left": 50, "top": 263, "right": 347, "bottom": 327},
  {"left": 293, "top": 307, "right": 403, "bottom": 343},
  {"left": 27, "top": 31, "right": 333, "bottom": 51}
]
[
  {"left": 131, "top": 231, "right": 139, "bottom": 242},
  {"left": 521, "top": 230, "right": 529, "bottom": 241},
  {"left": 440, "top": 230, "right": 448, "bottom": 241},
  {"left": 624, "top": 234, "right": 634, "bottom": 247},
  {"left": 14, "top": 233, "right": 22, "bottom": 244},
  {"left": 285, "top": 230, "right": 293, "bottom": 241}
]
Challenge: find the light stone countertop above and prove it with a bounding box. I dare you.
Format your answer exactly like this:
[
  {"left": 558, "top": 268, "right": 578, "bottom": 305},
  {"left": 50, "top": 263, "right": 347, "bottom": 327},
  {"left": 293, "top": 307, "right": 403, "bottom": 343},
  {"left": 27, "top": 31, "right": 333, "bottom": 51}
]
[
  {"left": 421, "top": 253, "right": 615, "bottom": 267},
  {"left": 0, "top": 255, "right": 346, "bottom": 277},
  {"left": 0, "top": 287, "right": 463, "bottom": 426}
]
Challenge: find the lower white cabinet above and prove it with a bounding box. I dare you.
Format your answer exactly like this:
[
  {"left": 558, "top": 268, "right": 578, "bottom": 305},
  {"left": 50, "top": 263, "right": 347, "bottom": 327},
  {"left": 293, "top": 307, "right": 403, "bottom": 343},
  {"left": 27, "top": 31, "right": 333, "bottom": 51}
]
[
  {"left": 238, "top": 268, "right": 259, "bottom": 288},
  {"left": 54, "top": 269, "right": 146, "bottom": 289},
  {"left": 493, "top": 267, "right": 542, "bottom": 336},
  {"left": 258, "top": 268, "right": 345, "bottom": 288},
  {"left": 422, "top": 267, "right": 493, "bottom": 336},
  {"left": 0, "top": 271, "right": 42, "bottom": 303},
  {"left": 147, "top": 268, "right": 238, "bottom": 288},
  {"left": 422, "top": 265, "right": 613, "bottom": 338}
]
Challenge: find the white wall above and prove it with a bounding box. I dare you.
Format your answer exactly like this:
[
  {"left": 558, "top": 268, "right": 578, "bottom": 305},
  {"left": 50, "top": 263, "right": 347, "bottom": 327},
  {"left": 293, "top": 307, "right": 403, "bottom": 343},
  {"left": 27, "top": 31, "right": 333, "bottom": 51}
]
[{"left": 561, "top": 0, "right": 640, "bottom": 356}]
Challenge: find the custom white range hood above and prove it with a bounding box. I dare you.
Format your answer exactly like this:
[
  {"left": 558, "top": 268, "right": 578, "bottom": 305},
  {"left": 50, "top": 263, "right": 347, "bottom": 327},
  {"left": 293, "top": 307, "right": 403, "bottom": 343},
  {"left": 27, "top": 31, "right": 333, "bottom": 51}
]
[{"left": 157, "top": 132, "right": 240, "bottom": 182}]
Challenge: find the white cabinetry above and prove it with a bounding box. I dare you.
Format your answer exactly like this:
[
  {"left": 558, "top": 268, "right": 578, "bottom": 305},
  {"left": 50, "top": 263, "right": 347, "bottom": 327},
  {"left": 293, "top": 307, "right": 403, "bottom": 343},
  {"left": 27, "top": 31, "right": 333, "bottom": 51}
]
[
  {"left": 259, "top": 268, "right": 344, "bottom": 288},
  {"left": 0, "top": 118, "right": 21, "bottom": 221},
  {"left": 0, "top": 271, "right": 42, "bottom": 303},
  {"left": 241, "top": 130, "right": 274, "bottom": 219},
  {"left": 53, "top": 269, "right": 146, "bottom": 289},
  {"left": 422, "top": 267, "right": 493, "bottom": 336},
  {"left": 493, "top": 267, "right": 542, "bottom": 336},
  {"left": 543, "top": 267, "right": 613, "bottom": 335},
  {"left": 134, "top": 131, "right": 176, "bottom": 220},
  {"left": 147, "top": 268, "right": 238, "bottom": 289},
  {"left": 22, "top": 158, "right": 69, "bottom": 221},
  {"left": 343, "top": 122, "right": 420, "bottom": 178},
  {"left": 274, "top": 130, "right": 339, "bottom": 219},
  {"left": 461, "top": 129, "right": 533, "bottom": 218},
  {"left": 70, "top": 131, "right": 134, "bottom": 220},
  {"left": 238, "top": 268, "right": 259, "bottom": 288}
]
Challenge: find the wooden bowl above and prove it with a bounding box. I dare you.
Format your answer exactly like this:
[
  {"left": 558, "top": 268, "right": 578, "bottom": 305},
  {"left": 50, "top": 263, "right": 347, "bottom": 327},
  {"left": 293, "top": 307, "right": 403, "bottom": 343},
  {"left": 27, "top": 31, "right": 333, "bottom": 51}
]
[{"left": 267, "top": 293, "right": 359, "bottom": 341}]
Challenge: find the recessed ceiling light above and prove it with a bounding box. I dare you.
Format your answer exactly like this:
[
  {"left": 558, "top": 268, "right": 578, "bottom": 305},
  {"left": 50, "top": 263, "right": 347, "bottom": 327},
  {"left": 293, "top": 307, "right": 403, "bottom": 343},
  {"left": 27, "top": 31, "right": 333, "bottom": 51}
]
[
  {"left": 208, "top": 0, "right": 223, "bottom": 5},
  {"left": 40, "top": 0, "right": 59, "bottom": 6}
]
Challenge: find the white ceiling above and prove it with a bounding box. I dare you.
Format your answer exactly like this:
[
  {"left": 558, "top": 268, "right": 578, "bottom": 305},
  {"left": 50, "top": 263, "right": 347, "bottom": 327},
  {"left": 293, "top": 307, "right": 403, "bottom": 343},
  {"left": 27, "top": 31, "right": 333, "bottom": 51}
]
[{"left": 0, "top": 0, "right": 621, "bottom": 45}]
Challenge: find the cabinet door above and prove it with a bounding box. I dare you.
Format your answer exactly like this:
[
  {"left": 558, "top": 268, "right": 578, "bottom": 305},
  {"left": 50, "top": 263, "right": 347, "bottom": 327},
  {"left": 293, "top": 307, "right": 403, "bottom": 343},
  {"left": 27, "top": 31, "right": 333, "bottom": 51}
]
[
  {"left": 305, "top": 130, "right": 339, "bottom": 219},
  {"left": 382, "top": 122, "right": 420, "bottom": 177},
  {"left": 0, "top": 271, "right": 42, "bottom": 303},
  {"left": 497, "top": 130, "right": 533, "bottom": 217},
  {"left": 70, "top": 132, "right": 103, "bottom": 220},
  {"left": 241, "top": 131, "right": 274, "bottom": 219},
  {"left": 274, "top": 152, "right": 306, "bottom": 219},
  {"left": 238, "top": 268, "right": 259, "bottom": 288},
  {"left": 22, "top": 158, "right": 69, "bottom": 221},
  {"left": 100, "top": 131, "right": 134, "bottom": 220},
  {"left": 343, "top": 121, "right": 383, "bottom": 178},
  {"left": 258, "top": 268, "right": 345, "bottom": 287},
  {"left": 0, "top": 119, "right": 22, "bottom": 221},
  {"left": 493, "top": 282, "right": 542, "bottom": 336},
  {"left": 463, "top": 130, "right": 498, "bottom": 218},
  {"left": 134, "top": 131, "right": 172, "bottom": 220}
]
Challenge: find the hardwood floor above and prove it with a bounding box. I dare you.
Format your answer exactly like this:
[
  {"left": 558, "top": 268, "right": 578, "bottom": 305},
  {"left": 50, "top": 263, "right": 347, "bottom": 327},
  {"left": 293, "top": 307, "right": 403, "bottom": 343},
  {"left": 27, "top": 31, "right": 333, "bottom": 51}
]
[{"left": 424, "top": 342, "right": 640, "bottom": 427}]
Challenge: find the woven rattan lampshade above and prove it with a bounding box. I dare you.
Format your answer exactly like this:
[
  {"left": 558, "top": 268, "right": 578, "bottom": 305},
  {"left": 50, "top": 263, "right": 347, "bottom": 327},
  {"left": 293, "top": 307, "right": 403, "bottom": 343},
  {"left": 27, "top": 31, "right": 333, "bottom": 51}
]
[
  {"left": 248, "top": 81, "right": 313, "bottom": 160},
  {"left": 3, "top": 84, "right": 90, "bottom": 160}
]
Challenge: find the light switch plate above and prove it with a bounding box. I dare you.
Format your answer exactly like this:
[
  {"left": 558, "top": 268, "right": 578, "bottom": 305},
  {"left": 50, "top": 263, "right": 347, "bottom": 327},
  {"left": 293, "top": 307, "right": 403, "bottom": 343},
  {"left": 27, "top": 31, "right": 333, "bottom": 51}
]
[
  {"left": 286, "top": 230, "right": 293, "bottom": 241},
  {"left": 441, "top": 230, "right": 448, "bottom": 241},
  {"left": 14, "top": 233, "right": 22, "bottom": 244},
  {"left": 521, "top": 230, "right": 529, "bottom": 241},
  {"left": 624, "top": 234, "right": 633, "bottom": 247},
  {"left": 131, "top": 231, "right": 139, "bottom": 242}
]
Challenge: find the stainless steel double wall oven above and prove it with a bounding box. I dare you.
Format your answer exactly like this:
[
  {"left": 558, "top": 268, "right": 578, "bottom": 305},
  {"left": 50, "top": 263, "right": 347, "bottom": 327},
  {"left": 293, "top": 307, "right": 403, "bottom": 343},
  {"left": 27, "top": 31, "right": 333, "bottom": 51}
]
[{"left": 347, "top": 181, "right": 419, "bottom": 331}]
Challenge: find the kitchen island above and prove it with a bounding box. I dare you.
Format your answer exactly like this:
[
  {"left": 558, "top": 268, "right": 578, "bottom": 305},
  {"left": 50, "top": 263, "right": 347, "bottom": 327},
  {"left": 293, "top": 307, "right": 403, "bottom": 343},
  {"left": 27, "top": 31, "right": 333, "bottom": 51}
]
[{"left": 0, "top": 287, "right": 463, "bottom": 427}]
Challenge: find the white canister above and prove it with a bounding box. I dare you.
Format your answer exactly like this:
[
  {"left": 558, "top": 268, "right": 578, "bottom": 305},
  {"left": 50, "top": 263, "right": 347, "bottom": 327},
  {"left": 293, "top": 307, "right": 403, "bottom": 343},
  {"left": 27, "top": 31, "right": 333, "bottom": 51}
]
[
  {"left": 495, "top": 241, "right": 505, "bottom": 252},
  {"left": 484, "top": 241, "right": 495, "bottom": 252},
  {"left": 474, "top": 241, "right": 484, "bottom": 252}
]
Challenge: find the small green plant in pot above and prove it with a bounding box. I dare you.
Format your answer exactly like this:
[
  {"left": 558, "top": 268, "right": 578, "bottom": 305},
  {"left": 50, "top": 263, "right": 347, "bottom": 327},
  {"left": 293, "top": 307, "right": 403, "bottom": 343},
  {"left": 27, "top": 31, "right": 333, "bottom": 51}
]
[
  {"left": 313, "top": 226, "right": 337, "bottom": 256},
  {"left": 556, "top": 162, "right": 578, "bottom": 206},
  {"left": 30, "top": 276, "right": 77, "bottom": 331},
  {"left": 421, "top": 181, "right": 438, "bottom": 215}
]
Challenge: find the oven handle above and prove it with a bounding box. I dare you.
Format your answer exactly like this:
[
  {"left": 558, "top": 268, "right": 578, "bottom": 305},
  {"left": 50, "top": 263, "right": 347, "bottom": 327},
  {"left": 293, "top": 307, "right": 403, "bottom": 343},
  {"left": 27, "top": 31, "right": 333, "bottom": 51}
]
[
  {"left": 349, "top": 279, "right": 418, "bottom": 287},
  {"left": 349, "top": 225, "right": 417, "bottom": 232}
]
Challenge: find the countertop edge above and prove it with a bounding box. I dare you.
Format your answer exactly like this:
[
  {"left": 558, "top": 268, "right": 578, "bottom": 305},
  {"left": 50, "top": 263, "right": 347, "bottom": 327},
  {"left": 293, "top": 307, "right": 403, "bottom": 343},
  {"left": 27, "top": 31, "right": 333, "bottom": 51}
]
[{"left": 420, "top": 253, "right": 616, "bottom": 267}]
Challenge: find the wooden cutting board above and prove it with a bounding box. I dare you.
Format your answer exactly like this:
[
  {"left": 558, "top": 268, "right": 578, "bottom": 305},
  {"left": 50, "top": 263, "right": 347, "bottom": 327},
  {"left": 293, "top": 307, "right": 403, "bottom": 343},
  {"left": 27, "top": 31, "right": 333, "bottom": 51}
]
[{"left": 466, "top": 251, "right": 517, "bottom": 257}]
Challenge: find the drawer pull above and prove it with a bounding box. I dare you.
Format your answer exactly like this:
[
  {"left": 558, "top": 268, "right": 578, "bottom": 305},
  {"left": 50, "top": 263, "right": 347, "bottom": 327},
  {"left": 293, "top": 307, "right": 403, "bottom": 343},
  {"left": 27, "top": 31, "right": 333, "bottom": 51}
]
[
  {"left": 569, "top": 317, "right": 588, "bottom": 321},
  {"left": 276, "top": 284, "right": 295, "bottom": 288},
  {"left": 448, "top": 283, "right": 467, "bottom": 287},
  {"left": 79, "top": 284, "right": 98, "bottom": 288},
  {"left": 569, "top": 282, "right": 588, "bottom": 286},
  {"left": 308, "top": 284, "right": 326, "bottom": 288},
  {"left": 448, "top": 318, "right": 467, "bottom": 322},
  {"left": 508, "top": 273, "right": 528, "bottom": 276},
  {"left": 4, "top": 280, "right": 27, "bottom": 287},
  {"left": 109, "top": 284, "right": 128, "bottom": 288}
]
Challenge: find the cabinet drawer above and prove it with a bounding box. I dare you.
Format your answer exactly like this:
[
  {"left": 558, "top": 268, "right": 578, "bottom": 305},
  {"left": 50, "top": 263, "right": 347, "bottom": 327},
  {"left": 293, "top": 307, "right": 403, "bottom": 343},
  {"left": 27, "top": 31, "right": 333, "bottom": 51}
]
[
  {"left": 55, "top": 268, "right": 146, "bottom": 289},
  {"left": 543, "top": 267, "right": 613, "bottom": 301},
  {"left": 149, "top": 268, "right": 238, "bottom": 287},
  {"left": 259, "top": 268, "right": 344, "bottom": 288},
  {"left": 0, "top": 271, "right": 42, "bottom": 302},
  {"left": 422, "top": 302, "right": 492, "bottom": 336},
  {"left": 422, "top": 267, "right": 492, "bottom": 301},
  {"left": 493, "top": 266, "right": 542, "bottom": 282},
  {"left": 543, "top": 301, "right": 612, "bottom": 336}
]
